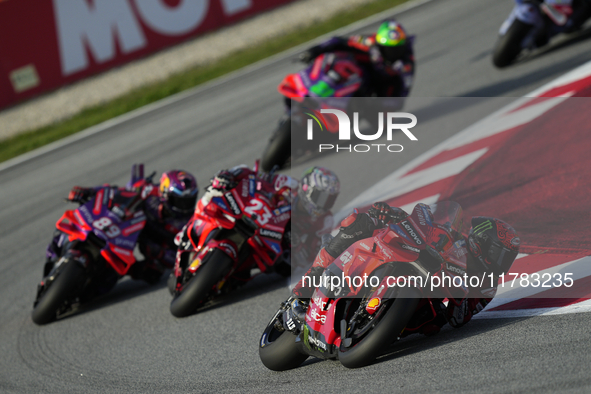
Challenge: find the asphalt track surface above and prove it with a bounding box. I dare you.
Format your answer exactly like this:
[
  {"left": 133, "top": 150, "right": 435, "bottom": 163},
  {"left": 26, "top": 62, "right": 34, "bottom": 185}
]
[{"left": 2, "top": 0, "right": 591, "bottom": 392}]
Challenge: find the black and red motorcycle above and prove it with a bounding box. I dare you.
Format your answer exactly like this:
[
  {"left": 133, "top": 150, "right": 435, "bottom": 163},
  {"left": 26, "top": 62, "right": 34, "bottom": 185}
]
[
  {"left": 259, "top": 201, "right": 472, "bottom": 369},
  {"left": 169, "top": 164, "right": 292, "bottom": 317}
]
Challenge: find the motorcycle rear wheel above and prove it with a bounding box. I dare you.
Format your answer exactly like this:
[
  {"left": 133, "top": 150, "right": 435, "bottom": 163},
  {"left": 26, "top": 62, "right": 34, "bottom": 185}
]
[
  {"left": 261, "top": 117, "right": 291, "bottom": 172},
  {"left": 31, "top": 261, "right": 85, "bottom": 325},
  {"left": 259, "top": 311, "right": 308, "bottom": 371},
  {"left": 492, "top": 19, "right": 532, "bottom": 68},
  {"left": 169, "top": 249, "right": 233, "bottom": 318},
  {"left": 337, "top": 286, "right": 421, "bottom": 369}
]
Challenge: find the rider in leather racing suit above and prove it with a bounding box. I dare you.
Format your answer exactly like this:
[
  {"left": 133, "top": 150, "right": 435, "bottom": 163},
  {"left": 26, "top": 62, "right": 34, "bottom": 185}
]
[
  {"left": 290, "top": 201, "right": 521, "bottom": 334},
  {"left": 291, "top": 167, "right": 341, "bottom": 274},
  {"left": 44, "top": 169, "right": 198, "bottom": 287},
  {"left": 201, "top": 165, "right": 340, "bottom": 273},
  {"left": 300, "top": 19, "right": 414, "bottom": 101}
]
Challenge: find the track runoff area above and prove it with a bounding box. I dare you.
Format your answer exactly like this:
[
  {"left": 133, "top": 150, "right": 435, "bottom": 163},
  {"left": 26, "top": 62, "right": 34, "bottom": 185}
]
[{"left": 331, "top": 60, "right": 591, "bottom": 319}]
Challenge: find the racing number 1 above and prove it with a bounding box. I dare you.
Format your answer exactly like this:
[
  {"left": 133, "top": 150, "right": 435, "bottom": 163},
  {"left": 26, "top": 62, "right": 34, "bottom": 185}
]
[
  {"left": 244, "top": 199, "right": 272, "bottom": 226},
  {"left": 93, "top": 217, "right": 121, "bottom": 238}
]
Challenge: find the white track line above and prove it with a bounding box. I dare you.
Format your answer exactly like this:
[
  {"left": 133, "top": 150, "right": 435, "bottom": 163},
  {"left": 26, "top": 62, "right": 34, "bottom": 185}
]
[{"left": 474, "top": 299, "right": 591, "bottom": 319}]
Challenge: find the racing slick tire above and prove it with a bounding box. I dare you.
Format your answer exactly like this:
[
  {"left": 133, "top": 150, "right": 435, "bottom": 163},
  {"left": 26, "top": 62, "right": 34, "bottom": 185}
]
[
  {"left": 492, "top": 18, "right": 532, "bottom": 68},
  {"left": 31, "top": 261, "right": 85, "bottom": 325},
  {"left": 259, "top": 314, "right": 308, "bottom": 371},
  {"left": 337, "top": 286, "right": 421, "bottom": 369},
  {"left": 169, "top": 249, "right": 233, "bottom": 318}
]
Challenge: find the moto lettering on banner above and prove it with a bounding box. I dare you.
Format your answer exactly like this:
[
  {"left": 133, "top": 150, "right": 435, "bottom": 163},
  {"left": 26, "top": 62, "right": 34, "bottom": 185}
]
[{"left": 0, "top": 0, "right": 292, "bottom": 108}]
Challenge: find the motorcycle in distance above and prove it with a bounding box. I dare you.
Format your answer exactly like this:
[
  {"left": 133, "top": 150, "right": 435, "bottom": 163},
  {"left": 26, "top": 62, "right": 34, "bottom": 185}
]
[
  {"left": 260, "top": 201, "right": 472, "bottom": 370},
  {"left": 493, "top": 0, "right": 589, "bottom": 67},
  {"left": 32, "top": 165, "right": 153, "bottom": 325},
  {"left": 169, "top": 163, "right": 292, "bottom": 317},
  {"left": 260, "top": 51, "right": 374, "bottom": 172}
]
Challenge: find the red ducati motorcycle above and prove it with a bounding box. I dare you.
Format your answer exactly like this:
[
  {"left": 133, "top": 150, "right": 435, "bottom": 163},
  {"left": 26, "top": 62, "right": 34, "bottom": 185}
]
[
  {"left": 260, "top": 201, "right": 472, "bottom": 369},
  {"left": 169, "top": 165, "right": 292, "bottom": 317}
]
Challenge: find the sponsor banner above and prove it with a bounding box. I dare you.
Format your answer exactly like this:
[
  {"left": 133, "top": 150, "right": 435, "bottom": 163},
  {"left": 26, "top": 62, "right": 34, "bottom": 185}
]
[{"left": 0, "top": 0, "right": 293, "bottom": 108}]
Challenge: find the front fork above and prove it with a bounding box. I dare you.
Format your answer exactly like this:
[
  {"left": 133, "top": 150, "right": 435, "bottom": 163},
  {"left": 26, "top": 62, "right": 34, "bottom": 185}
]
[
  {"left": 35, "top": 248, "right": 90, "bottom": 308},
  {"left": 173, "top": 239, "right": 239, "bottom": 293}
]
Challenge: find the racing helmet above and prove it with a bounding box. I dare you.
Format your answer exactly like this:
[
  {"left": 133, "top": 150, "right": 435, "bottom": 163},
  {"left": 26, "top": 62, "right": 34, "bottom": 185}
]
[
  {"left": 375, "top": 20, "right": 408, "bottom": 63},
  {"left": 467, "top": 217, "right": 520, "bottom": 275},
  {"left": 298, "top": 167, "right": 340, "bottom": 218},
  {"left": 159, "top": 170, "right": 198, "bottom": 216}
]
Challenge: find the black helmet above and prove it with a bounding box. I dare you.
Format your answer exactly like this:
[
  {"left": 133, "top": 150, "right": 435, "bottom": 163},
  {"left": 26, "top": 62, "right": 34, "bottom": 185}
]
[
  {"left": 467, "top": 217, "right": 520, "bottom": 275},
  {"left": 159, "top": 170, "right": 198, "bottom": 216}
]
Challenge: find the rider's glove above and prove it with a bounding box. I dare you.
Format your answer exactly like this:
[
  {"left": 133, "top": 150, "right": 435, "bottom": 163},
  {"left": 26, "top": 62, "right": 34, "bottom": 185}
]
[
  {"left": 298, "top": 50, "right": 314, "bottom": 63},
  {"left": 211, "top": 171, "right": 237, "bottom": 191},
  {"left": 368, "top": 202, "right": 406, "bottom": 224},
  {"left": 298, "top": 46, "right": 321, "bottom": 63},
  {"left": 368, "top": 202, "right": 392, "bottom": 223},
  {"left": 67, "top": 186, "right": 94, "bottom": 204}
]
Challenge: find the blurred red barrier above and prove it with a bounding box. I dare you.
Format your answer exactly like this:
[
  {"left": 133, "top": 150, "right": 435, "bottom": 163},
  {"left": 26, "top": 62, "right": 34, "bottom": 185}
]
[{"left": 0, "top": 0, "right": 294, "bottom": 110}]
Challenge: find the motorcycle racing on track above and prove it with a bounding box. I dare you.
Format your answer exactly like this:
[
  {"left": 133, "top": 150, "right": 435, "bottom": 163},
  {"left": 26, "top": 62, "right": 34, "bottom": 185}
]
[
  {"left": 259, "top": 201, "right": 520, "bottom": 369},
  {"left": 493, "top": 0, "right": 591, "bottom": 67},
  {"left": 260, "top": 20, "right": 415, "bottom": 171},
  {"left": 169, "top": 162, "right": 295, "bottom": 317},
  {"left": 32, "top": 164, "right": 197, "bottom": 324}
]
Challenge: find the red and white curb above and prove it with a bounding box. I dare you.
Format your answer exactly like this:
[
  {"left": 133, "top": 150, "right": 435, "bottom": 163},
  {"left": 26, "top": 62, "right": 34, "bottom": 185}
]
[{"left": 338, "top": 60, "right": 591, "bottom": 319}]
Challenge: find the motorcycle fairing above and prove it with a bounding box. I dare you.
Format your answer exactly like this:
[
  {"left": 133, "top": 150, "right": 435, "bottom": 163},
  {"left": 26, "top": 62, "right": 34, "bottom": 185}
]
[
  {"left": 278, "top": 74, "right": 307, "bottom": 101},
  {"left": 299, "top": 202, "right": 472, "bottom": 357},
  {"left": 210, "top": 197, "right": 229, "bottom": 213},
  {"left": 299, "top": 295, "right": 343, "bottom": 358},
  {"left": 278, "top": 52, "right": 364, "bottom": 104},
  {"left": 500, "top": 0, "right": 574, "bottom": 40},
  {"left": 541, "top": 0, "right": 573, "bottom": 25},
  {"left": 55, "top": 187, "right": 146, "bottom": 275},
  {"left": 177, "top": 176, "right": 290, "bottom": 287},
  {"left": 297, "top": 228, "right": 419, "bottom": 357}
]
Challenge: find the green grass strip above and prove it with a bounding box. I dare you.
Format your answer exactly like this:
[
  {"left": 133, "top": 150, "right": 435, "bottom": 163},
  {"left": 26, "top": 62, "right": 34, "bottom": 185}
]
[{"left": 0, "top": 0, "right": 410, "bottom": 164}]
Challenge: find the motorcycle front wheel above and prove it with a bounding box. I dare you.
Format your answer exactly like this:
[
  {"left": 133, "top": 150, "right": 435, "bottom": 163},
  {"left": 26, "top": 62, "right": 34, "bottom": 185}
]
[
  {"left": 31, "top": 260, "right": 85, "bottom": 325},
  {"left": 492, "top": 18, "right": 533, "bottom": 68},
  {"left": 337, "top": 286, "right": 422, "bottom": 369},
  {"left": 259, "top": 309, "right": 308, "bottom": 371},
  {"left": 169, "top": 249, "right": 233, "bottom": 318}
]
